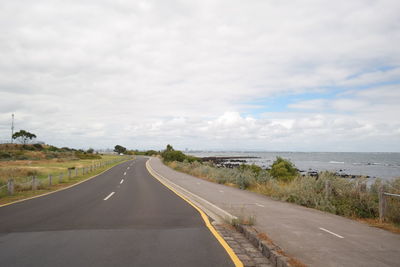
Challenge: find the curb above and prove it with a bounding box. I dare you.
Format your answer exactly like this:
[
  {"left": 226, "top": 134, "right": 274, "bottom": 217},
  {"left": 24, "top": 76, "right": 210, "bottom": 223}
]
[
  {"left": 147, "top": 157, "right": 295, "bottom": 267},
  {"left": 145, "top": 159, "right": 243, "bottom": 267},
  {"left": 235, "top": 225, "right": 293, "bottom": 267},
  {"left": 146, "top": 158, "right": 237, "bottom": 221}
]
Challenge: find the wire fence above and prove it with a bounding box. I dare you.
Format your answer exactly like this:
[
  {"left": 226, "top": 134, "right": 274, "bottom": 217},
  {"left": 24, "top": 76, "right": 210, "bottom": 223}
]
[
  {"left": 0, "top": 157, "right": 130, "bottom": 198},
  {"left": 379, "top": 185, "right": 400, "bottom": 223},
  {"left": 384, "top": 192, "right": 400, "bottom": 197}
]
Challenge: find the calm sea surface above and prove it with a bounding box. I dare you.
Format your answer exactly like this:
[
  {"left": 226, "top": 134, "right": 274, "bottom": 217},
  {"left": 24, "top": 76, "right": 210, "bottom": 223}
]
[{"left": 187, "top": 151, "right": 400, "bottom": 181}]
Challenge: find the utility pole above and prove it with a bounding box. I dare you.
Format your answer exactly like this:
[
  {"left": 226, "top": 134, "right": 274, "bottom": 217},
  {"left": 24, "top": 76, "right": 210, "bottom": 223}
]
[{"left": 11, "top": 113, "right": 14, "bottom": 144}]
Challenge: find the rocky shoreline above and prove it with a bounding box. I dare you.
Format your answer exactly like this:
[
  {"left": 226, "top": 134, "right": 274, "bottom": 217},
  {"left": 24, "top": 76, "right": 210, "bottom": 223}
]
[{"left": 201, "top": 156, "right": 373, "bottom": 179}]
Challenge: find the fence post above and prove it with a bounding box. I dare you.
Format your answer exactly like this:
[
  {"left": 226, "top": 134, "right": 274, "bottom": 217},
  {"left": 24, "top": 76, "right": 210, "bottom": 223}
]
[
  {"left": 32, "top": 176, "right": 37, "bottom": 191},
  {"left": 379, "top": 185, "right": 386, "bottom": 223},
  {"left": 75, "top": 168, "right": 78, "bottom": 177},
  {"left": 60, "top": 173, "right": 63, "bottom": 183},
  {"left": 7, "top": 178, "right": 14, "bottom": 195},
  {"left": 49, "top": 174, "right": 52, "bottom": 186},
  {"left": 68, "top": 169, "right": 71, "bottom": 179},
  {"left": 325, "top": 180, "right": 331, "bottom": 199}
]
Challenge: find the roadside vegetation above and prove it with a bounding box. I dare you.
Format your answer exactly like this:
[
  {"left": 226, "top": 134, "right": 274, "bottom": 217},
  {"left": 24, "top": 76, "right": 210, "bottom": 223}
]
[
  {"left": 132, "top": 150, "right": 160, "bottom": 156},
  {"left": 0, "top": 144, "right": 131, "bottom": 204},
  {"left": 161, "top": 144, "right": 198, "bottom": 162},
  {"left": 161, "top": 146, "right": 400, "bottom": 231}
]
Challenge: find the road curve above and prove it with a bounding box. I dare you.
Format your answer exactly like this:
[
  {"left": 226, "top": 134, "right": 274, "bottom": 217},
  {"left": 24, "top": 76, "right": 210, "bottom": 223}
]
[
  {"left": 0, "top": 157, "right": 235, "bottom": 267},
  {"left": 149, "top": 157, "right": 400, "bottom": 267}
]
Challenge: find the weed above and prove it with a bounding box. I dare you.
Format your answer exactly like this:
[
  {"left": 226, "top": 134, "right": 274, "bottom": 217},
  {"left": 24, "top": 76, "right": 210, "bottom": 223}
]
[{"left": 167, "top": 159, "right": 400, "bottom": 228}]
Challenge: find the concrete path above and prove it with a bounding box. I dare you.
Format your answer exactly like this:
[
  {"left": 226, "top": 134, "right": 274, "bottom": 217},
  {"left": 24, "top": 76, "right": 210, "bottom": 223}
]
[
  {"left": 0, "top": 158, "right": 235, "bottom": 267},
  {"left": 148, "top": 157, "right": 400, "bottom": 267}
]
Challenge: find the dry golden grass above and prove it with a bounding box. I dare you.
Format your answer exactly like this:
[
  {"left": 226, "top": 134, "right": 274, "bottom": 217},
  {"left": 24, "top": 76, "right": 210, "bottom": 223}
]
[
  {"left": 355, "top": 218, "right": 400, "bottom": 234},
  {"left": 0, "top": 155, "right": 123, "bottom": 184},
  {"left": 0, "top": 156, "right": 131, "bottom": 204}
]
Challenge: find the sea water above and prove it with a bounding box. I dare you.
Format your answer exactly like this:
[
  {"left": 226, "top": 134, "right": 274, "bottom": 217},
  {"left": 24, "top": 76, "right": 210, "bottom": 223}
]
[{"left": 187, "top": 151, "right": 400, "bottom": 181}]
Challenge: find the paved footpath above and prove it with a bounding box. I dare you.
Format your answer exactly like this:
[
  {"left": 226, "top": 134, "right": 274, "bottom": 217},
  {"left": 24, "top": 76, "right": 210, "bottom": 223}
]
[{"left": 148, "top": 157, "right": 400, "bottom": 267}]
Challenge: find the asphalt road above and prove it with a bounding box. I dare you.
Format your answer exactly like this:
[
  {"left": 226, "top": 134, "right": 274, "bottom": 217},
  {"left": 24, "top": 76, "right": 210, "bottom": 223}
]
[
  {"left": 149, "top": 157, "right": 400, "bottom": 267},
  {"left": 0, "top": 157, "right": 235, "bottom": 267}
]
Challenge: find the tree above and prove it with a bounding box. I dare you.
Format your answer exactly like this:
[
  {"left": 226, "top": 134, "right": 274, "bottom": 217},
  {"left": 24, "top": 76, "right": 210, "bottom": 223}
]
[
  {"left": 269, "top": 157, "right": 298, "bottom": 182},
  {"left": 87, "top": 148, "right": 94, "bottom": 154},
  {"left": 114, "top": 145, "right": 127, "bottom": 154},
  {"left": 162, "top": 150, "right": 187, "bottom": 162},
  {"left": 12, "top": 130, "right": 37, "bottom": 144},
  {"left": 161, "top": 144, "right": 199, "bottom": 163}
]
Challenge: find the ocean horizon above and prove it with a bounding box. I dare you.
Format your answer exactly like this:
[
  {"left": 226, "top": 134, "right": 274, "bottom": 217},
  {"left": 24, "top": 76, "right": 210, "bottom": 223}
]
[{"left": 187, "top": 151, "right": 400, "bottom": 181}]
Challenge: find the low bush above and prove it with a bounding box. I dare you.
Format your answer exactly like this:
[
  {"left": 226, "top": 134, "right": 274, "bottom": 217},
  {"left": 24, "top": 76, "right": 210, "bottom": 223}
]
[
  {"left": 269, "top": 157, "right": 298, "bottom": 182},
  {"left": 162, "top": 150, "right": 187, "bottom": 162},
  {"left": 167, "top": 159, "right": 400, "bottom": 225},
  {"left": 133, "top": 150, "right": 160, "bottom": 156},
  {"left": 0, "top": 151, "right": 12, "bottom": 159},
  {"left": 33, "top": 144, "right": 44, "bottom": 150},
  {"left": 161, "top": 145, "right": 199, "bottom": 163},
  {"left": 22, "top": 144, "right": 36, "bottom": 151},
  {"left": 75, "top": 152, "right": 101, "bottom": 159},
  {"left": 47, "top": 145, "right": 61, "bottom": 152}
]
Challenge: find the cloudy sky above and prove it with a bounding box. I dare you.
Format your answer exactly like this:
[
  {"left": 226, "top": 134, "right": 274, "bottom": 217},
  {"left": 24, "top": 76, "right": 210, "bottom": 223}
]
[{"left": 0, "top": 0, "right": 399, "bottom": 152}]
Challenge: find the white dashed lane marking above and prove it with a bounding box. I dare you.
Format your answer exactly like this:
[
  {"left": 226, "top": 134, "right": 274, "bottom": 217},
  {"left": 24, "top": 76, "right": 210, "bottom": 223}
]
[
  {"left": 319, "top": 227, "right": 344, "bottom": 239},
  {"left": 104, "top": 192, "right": 115, "bottom": 201}
]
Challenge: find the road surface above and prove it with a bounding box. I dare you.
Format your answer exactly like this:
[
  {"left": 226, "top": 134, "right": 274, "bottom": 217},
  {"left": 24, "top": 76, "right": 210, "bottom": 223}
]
[
  {"left": 149, "top": 157, "right": 400, "bottom": 267},
  {"left": 0, "top": 157, "right": 235, "bottom": 267}
]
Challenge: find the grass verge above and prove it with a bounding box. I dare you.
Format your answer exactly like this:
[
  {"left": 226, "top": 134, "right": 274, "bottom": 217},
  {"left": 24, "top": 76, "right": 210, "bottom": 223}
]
[
  {"left": 166, "top": 160, "right": 400, "bottom": 234},
  {"left": 0, "top": 155, "right": 132, "bottom": 206}
]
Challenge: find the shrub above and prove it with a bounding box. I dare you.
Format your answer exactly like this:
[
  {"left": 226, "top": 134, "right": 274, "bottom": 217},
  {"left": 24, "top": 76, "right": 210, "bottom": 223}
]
[
  {"left": 75, "top": 152, "right": 101, "bottom": 159},
  {"left": 161, "top": 145, "right": 199, "bottom": 163},
  {"left": 239, "top": 164, "right": 262, "bottom": 175},
  {"left": 236, "top": 172, "right": 250, "bottom": 189},
  {"left": 145, "top": 150, "right": 160, "bottom": 156},
  {"left": 269, "top": 157, "right": 298, "bottom": 182},
  {"left": 33, "top": 144, "right": 44, "bottom": 150},
  {"left": 0, "top": 151, "right": 12, "bottom": 160},
  {"left": 47, "top": 145, "right": 61, "bottom": 152},
  {"left": 167, "top": 159, "right": 400, "bottom": 225},
  {"left": 162, "top": 150, "right": 186, "bottom": 162},
  {"left": 22, "top": 144, "right": 36, "bottom": 151}
]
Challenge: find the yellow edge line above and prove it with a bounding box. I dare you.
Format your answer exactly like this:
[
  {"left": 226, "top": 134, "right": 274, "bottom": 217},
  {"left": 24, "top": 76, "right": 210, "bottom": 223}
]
[
  {"left": 0, "top": 160, "right": 129, "bottom": 208},
  {"left": 146, "top": 159, "right": 243, "bottom": 267}
]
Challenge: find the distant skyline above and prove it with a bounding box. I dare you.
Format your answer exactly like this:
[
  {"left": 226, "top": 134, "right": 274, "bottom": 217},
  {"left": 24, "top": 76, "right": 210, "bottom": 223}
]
[{"left": 1, "top": 1, "right": 400, "bottom": 152}]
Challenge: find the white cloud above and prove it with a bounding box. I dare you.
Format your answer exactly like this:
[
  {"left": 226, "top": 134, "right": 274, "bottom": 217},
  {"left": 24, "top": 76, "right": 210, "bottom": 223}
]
[
  {"left": 0, "top": 0, "right": 399, "bottom": 151},
  {"left": 288, "top": 99, "right": 329, "bottom": 110}
]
